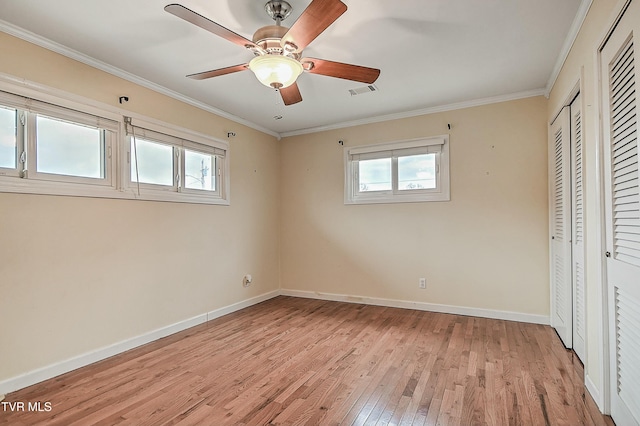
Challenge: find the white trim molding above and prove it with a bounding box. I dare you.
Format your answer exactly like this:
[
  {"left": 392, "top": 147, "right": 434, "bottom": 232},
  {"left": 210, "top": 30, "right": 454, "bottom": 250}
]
[
  {"left": 280, "top": 289, "right": 550, "bottom": 325},
  {"left": 0, "top": 18, "right": 556, "bottom": 140},
  {"left": 586, "top": 374, "right": 606, "bottom": 413},
  {"left": 0, "top": 19, "right": 279, "bottom": 139},
  {"left": 0, "top": 288, "right": 551, "bottom": 396},
  {"left": 206, "top": 291, "right": 279, "bottom": 321},
  {"left": 280, "top": 89, "right": 546, "bottom": 138},
  {"left": 545, "top": 0, "right": 593, "bottom": 96},
  {"left": 0, "top": 290, "right": 280, "bottom": 396}
]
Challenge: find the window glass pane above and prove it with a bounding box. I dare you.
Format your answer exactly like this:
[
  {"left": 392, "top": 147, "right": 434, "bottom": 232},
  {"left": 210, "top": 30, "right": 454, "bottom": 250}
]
[
  {"left": 359, "top": 157, "right": 391, "bottom": 192},
  {"left": 0, "top": 107, "right": 17, "bottom": 169},
  {"left": 398, "top": 153, "right": 436, "bottom": 190},
  {"left": 131, "top": 138, "right": 174, "bottom": 186},
  {"left": 36, "top": 115, "right": 104, "bottom": 178},
  {"left": 185, "top": 150, "right": 215, "bottom": 191}
]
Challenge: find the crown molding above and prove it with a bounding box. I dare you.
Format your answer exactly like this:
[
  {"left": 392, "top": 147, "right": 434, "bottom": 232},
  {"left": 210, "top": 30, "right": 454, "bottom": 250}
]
[
  {"left": 280, "top": 88, "right": 547, "bottom": 138},
  {"left": 0, "top": 19, "right": 280, "bottom": 139},
  {"left": 1, "top": 0, "right": 587, "bottom": 141},
  {"left": 545, "top": 0, "right": 593, "bottom": 96}
]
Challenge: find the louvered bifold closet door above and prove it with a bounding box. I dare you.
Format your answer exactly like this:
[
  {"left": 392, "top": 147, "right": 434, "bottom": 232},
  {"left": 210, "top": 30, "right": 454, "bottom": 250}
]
[
  {"left": 549, "top": 107, "right": 572, "bottom": 348},
  {"left": 571, "top": 94, "right": 586, "bottom": 362},
  {"left": 601, "top": 2, "right": 640, "bottom": 423},
  {"left": 611, "top": 41, "right": 640, "bottom": 268}
]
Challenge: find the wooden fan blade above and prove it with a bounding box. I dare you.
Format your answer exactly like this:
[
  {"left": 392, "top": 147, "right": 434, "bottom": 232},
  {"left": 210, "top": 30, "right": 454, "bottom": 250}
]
[
  {"left": 187, "top": 64, "right": 249, "bottom": 80},
  {"left": 165, "top": 4, "right": 261, "bottom": 52},
  {"left": 280, "top": 83, "right": 303, "bottom": 105},
  {"left": 281, "top": 0, "right": 347, "bottom": 53},
  {"left": 302, "top": 58, "right": 380, "bottom": 83}
]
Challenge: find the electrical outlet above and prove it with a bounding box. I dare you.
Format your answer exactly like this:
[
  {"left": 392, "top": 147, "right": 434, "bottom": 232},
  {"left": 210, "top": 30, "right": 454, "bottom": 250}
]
[
  {"left": 243, "top": 274, "right": 252, "bottom": 287},
  {"left": 419, "top": 278, "right": 426, "bottom": 289}
]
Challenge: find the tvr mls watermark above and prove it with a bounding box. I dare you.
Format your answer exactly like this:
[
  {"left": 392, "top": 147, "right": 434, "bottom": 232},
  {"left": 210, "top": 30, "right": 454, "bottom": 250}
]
[{"left": 1, "top": 401, "right": 52, "bottom": 412}]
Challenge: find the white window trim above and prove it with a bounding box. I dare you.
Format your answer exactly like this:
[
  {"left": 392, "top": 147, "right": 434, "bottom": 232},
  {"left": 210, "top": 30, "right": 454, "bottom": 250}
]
[
  {"left": 0, "top": 105, "right": 24, "bottom": 179},
  {"left": 344, "top": 135, "right": 450, "bottom": 204},
  {"left": 180, "top": 146, "right": 222, "bottom": 197},
  {"left": 0, "top": 90, "right": 119, "bottom": 189},
  {"left": 25, "top": 114, "right": 117, "bottom": 187},
  {"left": 0, "top": 73, "right": 230, "bottom": 205},
  {"left": 123, "top": 117, "right": 229, "bottom": 204},
  {"left": 128, "top": 136, "right": 179, "bottom": 192}
]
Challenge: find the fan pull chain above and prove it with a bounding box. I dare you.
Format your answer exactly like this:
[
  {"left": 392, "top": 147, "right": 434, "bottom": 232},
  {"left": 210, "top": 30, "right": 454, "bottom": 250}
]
[{"left": 274, "top": 89, "right": 285, "bottom": 121}]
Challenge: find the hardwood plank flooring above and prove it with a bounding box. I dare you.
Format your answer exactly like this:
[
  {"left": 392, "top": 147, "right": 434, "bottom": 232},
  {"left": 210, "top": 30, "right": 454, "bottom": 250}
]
[{"left": 0, "top": 296, "right": 615, "bottom": 425}]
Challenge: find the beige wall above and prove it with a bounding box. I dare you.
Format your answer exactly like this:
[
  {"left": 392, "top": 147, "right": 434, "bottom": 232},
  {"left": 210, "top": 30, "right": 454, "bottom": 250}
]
[
  {"left": 0, "top": 33, "right": 281, "bottom": 382},
  {"left": 2, "top": 0, "right": 618, "bottom": 400},
  {"left": 280, "top": 97, "right": 550, "bottom": 316},
  {"left": 547, "top": 0, "right": 619, "bottom": 405}
]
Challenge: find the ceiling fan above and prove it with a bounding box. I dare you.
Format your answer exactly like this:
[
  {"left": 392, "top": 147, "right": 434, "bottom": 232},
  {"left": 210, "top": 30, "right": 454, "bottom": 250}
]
[{"left": 165, "top": 0, "right": 381, "bottom": 106}]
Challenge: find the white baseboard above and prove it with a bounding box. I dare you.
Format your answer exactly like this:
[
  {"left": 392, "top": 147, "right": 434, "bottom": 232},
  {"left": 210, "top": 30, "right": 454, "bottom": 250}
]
[
  {"left": 206, "top": 290, "right": 279, "bottom": 321},
  {"left": 585, "top": 374, "right": 605, "bottom": 413},
  {"left": 0, "top": 290, "right": 280, "bottom": 396},
  {"left": 1, "top": 288, "right": 547, "bottom": 396},
  {"left": 280, "top": 289, "right": 550, "bottom": 325}
]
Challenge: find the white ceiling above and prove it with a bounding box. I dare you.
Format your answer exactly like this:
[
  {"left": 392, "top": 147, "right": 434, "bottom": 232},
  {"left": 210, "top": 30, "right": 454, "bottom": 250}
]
[{"left": 0, "top": 0, "right": 584, "bottom": 137}]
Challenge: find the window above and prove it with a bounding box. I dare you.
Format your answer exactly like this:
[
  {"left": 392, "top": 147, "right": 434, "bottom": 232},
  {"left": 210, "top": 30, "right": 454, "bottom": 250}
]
[
  {"left": 345, "top": 136, "right": 450, "bottom": 204},
  {"left": 0, "top": 105, "right": 18, "bottom": 171},
  {"left": 35, "top": 115, "right": 107, "bottom": 180},
  {"left": 184, "top": 149, "right": 216, "bottom": 191},
  {"left": 131, "top": 137, "right": 175, "bottom": 187},
  {"left": 0, "top": 90, "right": 116, "bottom": 187},
  {"left": 125, "top": 120, "right": 227, "bottom": 202},
  {"left": 0, "top": 83, "right": 229, "bottom": 205}
]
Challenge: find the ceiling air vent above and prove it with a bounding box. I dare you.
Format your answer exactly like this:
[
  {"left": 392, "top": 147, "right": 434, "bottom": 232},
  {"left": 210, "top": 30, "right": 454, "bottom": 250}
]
[{"left": 348, "top": 84, "right": 378, "bottom": 96}]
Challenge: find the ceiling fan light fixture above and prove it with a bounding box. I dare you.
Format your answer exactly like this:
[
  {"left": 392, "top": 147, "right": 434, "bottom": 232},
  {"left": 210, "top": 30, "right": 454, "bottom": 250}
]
[{"left": 249, "top": 55, "right": 303, "bottom": 89}]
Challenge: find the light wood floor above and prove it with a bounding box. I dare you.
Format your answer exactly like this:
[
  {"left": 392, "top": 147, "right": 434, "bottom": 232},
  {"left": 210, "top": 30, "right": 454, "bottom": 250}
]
[{"left": 1, "top": 296, "right": 614, "bottom": 425}]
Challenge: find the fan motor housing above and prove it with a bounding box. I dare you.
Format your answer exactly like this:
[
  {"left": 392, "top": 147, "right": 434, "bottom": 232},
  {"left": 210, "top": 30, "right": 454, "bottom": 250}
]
[{"left": 253, "top": 25, "right": 287, "bottom": 53}]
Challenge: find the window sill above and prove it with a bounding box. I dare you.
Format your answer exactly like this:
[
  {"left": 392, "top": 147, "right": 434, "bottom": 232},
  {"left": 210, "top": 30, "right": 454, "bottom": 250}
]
[
  {"left": 345, "top": 192, "right": 450, "bottom": 205},
  {"left": 0, "top": 178, "right": 229, "bottom": 205}
]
